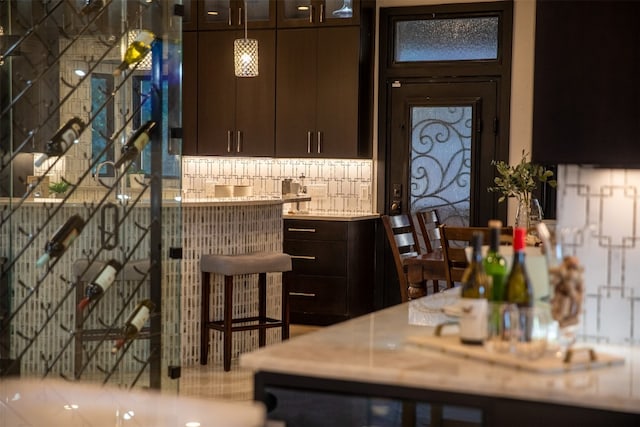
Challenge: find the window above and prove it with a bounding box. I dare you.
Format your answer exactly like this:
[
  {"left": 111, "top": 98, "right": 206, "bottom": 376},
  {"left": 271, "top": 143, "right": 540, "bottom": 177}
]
[{"left": 91, "top": 74, "right": 114, "bottom": 176}]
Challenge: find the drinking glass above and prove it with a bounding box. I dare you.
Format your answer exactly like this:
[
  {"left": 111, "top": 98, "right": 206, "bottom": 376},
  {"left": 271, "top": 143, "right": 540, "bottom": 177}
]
[
  {"left": 512, "top": 306, "right": 552, "bottom": 360},
  {"left": 485, "top": 302, "right": 518, "bottom": 353}
]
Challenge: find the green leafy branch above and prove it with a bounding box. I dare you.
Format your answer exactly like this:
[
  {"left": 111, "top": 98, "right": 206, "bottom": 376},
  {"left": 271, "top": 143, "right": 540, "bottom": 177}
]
[{"left": 488, "top": 150, "right": 556, "bottom": 207}]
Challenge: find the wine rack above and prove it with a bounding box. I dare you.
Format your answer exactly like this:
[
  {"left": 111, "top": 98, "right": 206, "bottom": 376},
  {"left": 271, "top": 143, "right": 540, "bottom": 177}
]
[{"left": 0, "top": 0, "right": 183, "bottom": 391}]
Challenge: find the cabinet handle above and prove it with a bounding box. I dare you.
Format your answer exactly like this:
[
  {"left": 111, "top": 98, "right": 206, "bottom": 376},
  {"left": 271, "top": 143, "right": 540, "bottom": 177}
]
[
  {"left": 307, "top": 131, "right": 312, "bottom": 153},
  {"left": 319, "top": 4, "right": 324, "bottom": 23},
  {"left": 227, "top": 130, "right": 233, "bottom": 153},
  {"left": 237, "top": 130, "right": 242, "bottom": 153},
  {"left": 228, "top": 7, "right": 232, "bottom": 26},
  {"left": 308, "top": 4, "right": 314, "bottom": 23},
  {"left": 290, "top": 255, "right": 316, "bottom": 260},
  {"left": 238, "top": 7, "right": 242, "bottom": 26},
  {"left": 317, "top": 131, "right": 322, "bottom": 154},
  {"left": 287, "top": 227, "right": 316, "bottom": 233},
  {"left": 290, "top": 292, "right": 316, "bottom": 297}
]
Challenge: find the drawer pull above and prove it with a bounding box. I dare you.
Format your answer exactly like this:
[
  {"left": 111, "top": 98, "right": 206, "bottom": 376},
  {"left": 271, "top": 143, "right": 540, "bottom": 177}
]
[
  {"left": 290, "top": 292, "right": 316, "bottom": 297},
  {"left": 287, "top": 228, "right": 316, "bottom": 233},
  {"left": 291, "top": 255, "right": 316, "bottom": 260}
]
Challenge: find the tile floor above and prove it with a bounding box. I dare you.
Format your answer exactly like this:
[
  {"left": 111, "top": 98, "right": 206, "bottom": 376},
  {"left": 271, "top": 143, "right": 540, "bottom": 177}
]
[{"left": 178, "top": 325, "right": 321, "bottom": 401}]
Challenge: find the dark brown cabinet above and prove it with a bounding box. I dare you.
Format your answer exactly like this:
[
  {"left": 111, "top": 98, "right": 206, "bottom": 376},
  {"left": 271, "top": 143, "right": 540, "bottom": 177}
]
[
  {"left": 195, "top": 30, "right": 276, "bottom": 156},
  {"left": 284, "top": 218, "right": 375, "bottom": 325},
  {"left": 182, "top": 31, "right": 198, "bottom": 155},
  {"left": 277, "top": 0, "right": 360, "bottom": 28},
  {"left": 275, "top": 26, "right": 361, "bottom": 158},
  {"left": 197, "top": 0, "right": 276, "bottom": 30},
  {"left": 532, "top": 0, "right": 640, "bottom": 167}
]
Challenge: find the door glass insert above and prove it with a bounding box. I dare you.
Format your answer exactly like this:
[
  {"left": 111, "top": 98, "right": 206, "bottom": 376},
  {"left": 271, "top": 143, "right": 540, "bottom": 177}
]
[
  {"left": 395, "top": 17, "right": 499, "bottom": 62},
  {"left": 410, "top": 105, "right": 472, "bottom": 226}
]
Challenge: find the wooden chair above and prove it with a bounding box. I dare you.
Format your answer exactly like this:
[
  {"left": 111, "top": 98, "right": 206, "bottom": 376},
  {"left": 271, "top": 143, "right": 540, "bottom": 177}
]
[
  {"left": 439, "top": 225, "right": 513, "bottom": 289},
  {"left": 382, "top": 214, "right": 445, "bottom": 302},
  {"left": 415, "top": 209, "right": 442, "bottom": 253}
]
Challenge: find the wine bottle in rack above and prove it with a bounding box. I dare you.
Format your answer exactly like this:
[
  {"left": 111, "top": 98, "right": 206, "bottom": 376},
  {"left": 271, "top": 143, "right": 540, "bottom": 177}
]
[
  {"left": 113, "top": 30, "right": 155, "bottom": 76},
  {"left": 77, "top": 259, "right": 123, "bottom": 311},
  {"left": 459, "top": 232, "right": 490, "bottom": 345},
  {"left": 34, "top": 117, "right": 86, "bottom": 167},
  {"left": 111, "top": 299, "right": 156, "bottom": 353},
  {"left": 79, "top": 0, "right": 104, "bottom": 17},
  {"left": 36, "top": 214, "right": 86, "bottom": 268},
  {"left": 114, "top": 121, "right": 157, "bottom": 168}
]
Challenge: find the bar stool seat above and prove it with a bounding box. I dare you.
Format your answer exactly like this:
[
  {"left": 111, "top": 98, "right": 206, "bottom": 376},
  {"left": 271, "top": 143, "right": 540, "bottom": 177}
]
[{"left": 200, "top": 252, "right": 291, "bottom": 371}]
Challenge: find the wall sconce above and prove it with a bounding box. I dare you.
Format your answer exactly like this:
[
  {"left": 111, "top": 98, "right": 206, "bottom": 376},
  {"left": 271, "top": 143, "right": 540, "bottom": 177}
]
[{"left": 234, "top": 1, "right": 258, "bottom": 77}]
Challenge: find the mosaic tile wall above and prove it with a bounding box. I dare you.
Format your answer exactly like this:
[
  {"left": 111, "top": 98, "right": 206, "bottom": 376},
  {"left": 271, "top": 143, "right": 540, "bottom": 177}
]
[
  {"left": 182, "top": 157, "right": 375, "bottom": 215},
  {"left": 556, "top": 165, "right": 640, "bottom": 345}
]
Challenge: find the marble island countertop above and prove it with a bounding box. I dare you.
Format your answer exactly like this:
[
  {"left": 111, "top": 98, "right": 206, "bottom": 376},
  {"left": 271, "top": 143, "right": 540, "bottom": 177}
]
[{"left": 240, "top": 288, "right": 640, "bottom": 416}]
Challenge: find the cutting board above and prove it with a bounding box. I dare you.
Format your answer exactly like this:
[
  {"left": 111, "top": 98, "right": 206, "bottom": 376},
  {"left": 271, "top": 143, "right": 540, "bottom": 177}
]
[{"left": 407, "top": 334, "right": 625, "bottom": 374}]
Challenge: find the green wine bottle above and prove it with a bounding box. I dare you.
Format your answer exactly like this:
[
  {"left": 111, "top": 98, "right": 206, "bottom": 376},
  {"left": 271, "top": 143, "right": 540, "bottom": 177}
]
[
  {"left": 484, "top": 220, "right": 507, "bottom": 302},
  {"left": 112, "top": 299, "right": 155, "bottom": 353},
  {"left": 505, "top": 227, "right": 534, "bottom": 307},
  {"left": 113, "top": 30, "right": 155, "bottom": 76},
  {"left": 114, "top": 121, "right": 157, "bottom": 168},
  {"left": 459, "top": 232, "right": 490, "bottom": 345}
]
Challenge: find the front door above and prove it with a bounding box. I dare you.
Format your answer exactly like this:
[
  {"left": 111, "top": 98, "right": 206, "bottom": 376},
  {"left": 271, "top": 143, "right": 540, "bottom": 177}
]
[{"left": 386, "top": 79, "right": 503, "bottom": 227}]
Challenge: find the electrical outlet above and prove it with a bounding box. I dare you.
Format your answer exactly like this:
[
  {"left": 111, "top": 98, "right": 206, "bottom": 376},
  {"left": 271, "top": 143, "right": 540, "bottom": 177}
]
[
  {"left": 306, "top": 184, "right": 328, "bottom": 199},
  {"left": 360, "top": 184, "right": 371, "bottom": 201}
]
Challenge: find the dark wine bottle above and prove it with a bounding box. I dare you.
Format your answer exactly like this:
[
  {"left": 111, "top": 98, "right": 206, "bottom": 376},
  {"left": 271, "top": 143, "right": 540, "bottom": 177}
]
[
  {"left": 459, "top": 232, "right": 490, "bottom": 345},
  {"left": 113, "top": 30, "right": 155, "bottom": 76},
  {"left": 484, "top": 220, "right": 507, "bottom": 302},
  {"left": 34, "top": 117, "right": 86, "bottom": 167},
  {"left": 112, "top": 299, "right": 156, "bottom": 353},
  {"left": 77, "top": 260, "right": 123, "bottom": 311},
  {"left": 114, "top": 121, "right": 157, "bottom": 168},
  {"left": 36, "top": 214, "right": 86, "bottom": 267},
  {"left": 79, "top": 0, "right": 104, "bottom": 17},
  {"left": 504, "top": 227, "right": 534, "bottom": 307}
]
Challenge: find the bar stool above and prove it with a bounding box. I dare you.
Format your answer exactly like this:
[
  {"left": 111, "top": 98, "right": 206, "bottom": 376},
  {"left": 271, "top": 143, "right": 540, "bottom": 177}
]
[{"left": 200, "top": 252, "right": 291, "bottom": 371}]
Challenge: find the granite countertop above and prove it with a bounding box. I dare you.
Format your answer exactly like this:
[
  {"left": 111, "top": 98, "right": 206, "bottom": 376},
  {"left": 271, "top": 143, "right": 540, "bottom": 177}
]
[
  {"left": 240, "top": 288, "right": 640, "bottom": 415},
  {"left": 0, "top": 195, "right": 310, "bottom": 207},
  {"left": 284, "top": 213, "right": 380, "bottom": 221}
]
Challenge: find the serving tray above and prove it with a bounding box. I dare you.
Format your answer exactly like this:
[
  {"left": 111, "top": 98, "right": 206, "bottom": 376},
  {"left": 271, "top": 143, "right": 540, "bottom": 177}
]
[{"left": 407, "top": 334, "right": 625, "bottom": 374}]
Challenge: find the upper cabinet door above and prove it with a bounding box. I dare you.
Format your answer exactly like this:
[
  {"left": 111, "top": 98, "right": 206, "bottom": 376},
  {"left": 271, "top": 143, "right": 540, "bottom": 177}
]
[
  {"left": 198, "top": 0, "right": 276, "bottom": 30},
  {"left": 182, "top": 0, "right": 198, "bottom": 31},
  {"left": 278, "top": 0, "right": 360, "bottom": 28}
]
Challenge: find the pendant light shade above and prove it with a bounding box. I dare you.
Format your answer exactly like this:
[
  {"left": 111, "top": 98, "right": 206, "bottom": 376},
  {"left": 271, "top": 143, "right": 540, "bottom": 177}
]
[
  {"left": 234, "top": 38, "right": 259, "bottom": 77},
  {"left": 234, "top": 1, "right": 258, "bottom": 77}
]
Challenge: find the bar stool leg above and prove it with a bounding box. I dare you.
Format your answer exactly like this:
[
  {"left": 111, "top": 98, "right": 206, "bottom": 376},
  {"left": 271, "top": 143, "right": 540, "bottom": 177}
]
[
  {"left": 258, "top": 272, "right": 267, "bottom": 348},
  {"left": 223, "top": 275, "right": 234, "bottom": 372},
  {"left": 281, "top": 271, "right": 290, "bottom": 340},
  {"left": 200, "top": 271, "right": 211, "bottom": 365}
]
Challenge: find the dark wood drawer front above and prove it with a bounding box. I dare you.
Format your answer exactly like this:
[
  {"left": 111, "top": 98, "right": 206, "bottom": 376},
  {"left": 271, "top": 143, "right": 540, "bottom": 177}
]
[
  {"left": 284, "top": 220, "right": 347, "bottom": 241},
  {"left": 288, "top": 276, "right": 347, "bottom": 315},
  {"left": 284, "top": 240, "right": 347, "bottom": 276}
]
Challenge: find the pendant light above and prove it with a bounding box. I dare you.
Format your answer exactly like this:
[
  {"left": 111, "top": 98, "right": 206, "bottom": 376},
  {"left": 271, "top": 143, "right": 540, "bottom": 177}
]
[{"left": 234, "top": 0, "right": 258, "bottom": 77}]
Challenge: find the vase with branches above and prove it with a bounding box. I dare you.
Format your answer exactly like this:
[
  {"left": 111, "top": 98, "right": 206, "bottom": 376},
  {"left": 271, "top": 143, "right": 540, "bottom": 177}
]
[{"left": 488, "top": 150, "right": 556, "bottom": 229}]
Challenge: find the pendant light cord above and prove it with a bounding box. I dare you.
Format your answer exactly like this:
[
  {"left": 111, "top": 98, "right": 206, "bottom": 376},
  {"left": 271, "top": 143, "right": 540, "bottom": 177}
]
[{"left": 244, "top": 0, "right": 248, "bottom": 40}]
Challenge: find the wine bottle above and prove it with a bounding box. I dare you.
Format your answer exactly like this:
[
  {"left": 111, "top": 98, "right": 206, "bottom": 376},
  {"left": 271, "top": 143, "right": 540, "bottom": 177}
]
[
  {"left": 113, "top": 30, "right": 155, "bottom": 76},
  {"left": 34, "top": 117, "right": 86, "bottom": 167},
  {"left": 77, "top": 260, "right": 123, "bottom": 311},
  {"left": 504, "top": 227, "right": 534, "bottom": 307},
  {"left": 484, "top": 220, "right": 507, "bottom": 302},
  {"left": 114, "top": 121, "right": 157, "bottom": 168},
  {"left": 112, "top": 299, "right": 156, "bottom": 353},
  {"left": 459, "top": 232, "right": 490, "bottom": 345},
  {"left": 36, "top": 214, "right": 86, "bottom": 268},
  {"left": 79, "top": 0, "right": 104, "bottom": 17}
]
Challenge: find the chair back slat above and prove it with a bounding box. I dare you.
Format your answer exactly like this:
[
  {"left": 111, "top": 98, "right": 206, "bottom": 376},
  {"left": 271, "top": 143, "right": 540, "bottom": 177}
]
[
  {"left": 415, "top": 209, "right": 442, "bottom": 253},
  {"left": 382, "top": 214, "right": 423, "bottom": 302}
]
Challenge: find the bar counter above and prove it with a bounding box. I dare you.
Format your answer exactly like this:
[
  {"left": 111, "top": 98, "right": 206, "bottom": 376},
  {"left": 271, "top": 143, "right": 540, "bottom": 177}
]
[{"left": 241, "top": 288, "right": 640, "bottom": 425}]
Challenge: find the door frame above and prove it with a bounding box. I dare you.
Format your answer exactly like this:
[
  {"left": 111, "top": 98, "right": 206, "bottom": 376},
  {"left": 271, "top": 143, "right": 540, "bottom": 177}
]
[{"left": 376, "top": 2, "right": 513, "bottom": 306}]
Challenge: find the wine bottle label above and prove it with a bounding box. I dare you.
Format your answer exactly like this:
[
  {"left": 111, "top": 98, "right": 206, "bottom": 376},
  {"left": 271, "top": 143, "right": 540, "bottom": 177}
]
[
  {"left": 93, "top": 265, "right": 118, "bottom": 292},
  {"left": 129, "top": 305, "right": 151, "bottom": 332},
  {"left": 459, "top": 298, "right": 488, "bottom": 343},
  {"left": 133, "top": 133, "right": 150, "bottom": 152},
  {"left": 61, "top": 229, "right": 80, "bottom": 249},
  {"left": 134, "top": 30, "right": 155, "bottom": 47}
]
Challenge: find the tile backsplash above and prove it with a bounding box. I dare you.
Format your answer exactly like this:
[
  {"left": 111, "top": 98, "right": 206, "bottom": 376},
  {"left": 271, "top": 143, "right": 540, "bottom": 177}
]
[
  {"left": 557, "top": 165, "right": 640, "bottom": 345},
  {"left": 182, "top": 156, "right": 375, "bottom": 215}
]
